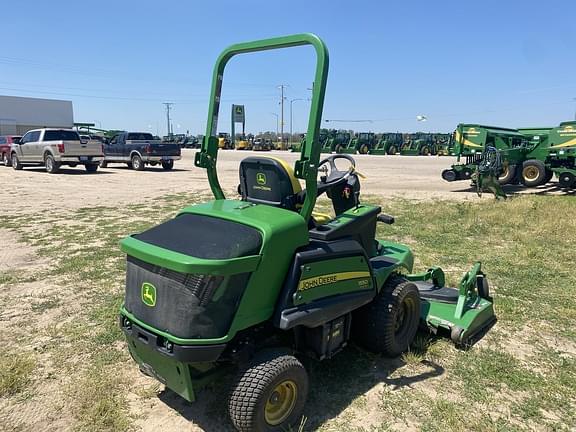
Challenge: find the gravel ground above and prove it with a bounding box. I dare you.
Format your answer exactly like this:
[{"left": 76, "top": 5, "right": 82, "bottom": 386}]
[{"left": 0, "top": 150, "right": 501, "bottom": 212}]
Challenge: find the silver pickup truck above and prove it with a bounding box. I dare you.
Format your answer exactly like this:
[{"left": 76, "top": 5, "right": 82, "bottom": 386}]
[{"left": 11, "top": 128, "right": 104, "bottom": 173}]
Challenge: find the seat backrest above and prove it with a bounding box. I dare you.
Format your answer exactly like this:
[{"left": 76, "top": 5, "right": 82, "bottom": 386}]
[{"left": 239, "top": 156, "right": 302, "bottom": 210}]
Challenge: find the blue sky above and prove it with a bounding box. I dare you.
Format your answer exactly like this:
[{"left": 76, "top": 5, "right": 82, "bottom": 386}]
[{"left": 2, "top": 1, "right": 575, "bottom": 135}]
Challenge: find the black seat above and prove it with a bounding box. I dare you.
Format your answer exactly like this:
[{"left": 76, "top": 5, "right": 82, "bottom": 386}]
[{"left": 239, "top": 156, "right": 301, "bottom": 210}]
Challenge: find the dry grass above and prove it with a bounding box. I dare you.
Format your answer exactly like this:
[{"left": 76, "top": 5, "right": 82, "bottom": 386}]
[{"left": 0, "top": 193, "right": 575, "bottom": 431}]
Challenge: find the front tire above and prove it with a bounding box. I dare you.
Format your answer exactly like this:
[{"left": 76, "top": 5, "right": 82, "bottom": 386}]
[
  {"left": 2, "top": 153, "right": 9, "bottom": 167},
  {"left": 131, "top": 154, "right": 144, "bottom": 171},
  {"left": 45, "top": 154, "right": 60, "bottom": 174},
  {"left": 359, "top": 144, "right": 369, "bottom": 154},
  {"left": 99, "top": 160, "right": 108, "bottom": 168},
  {"left": 161, "top": 160, "right": 174, "bottom": 170},
  {"left": 229, "top": 352, "right": 308, "bottom": 432},
  {"left": 387, "top": 145, "right": 397, "bottom": 155},
  {"left": 353, "top": 276, "right": 421, "bottom": 357}
]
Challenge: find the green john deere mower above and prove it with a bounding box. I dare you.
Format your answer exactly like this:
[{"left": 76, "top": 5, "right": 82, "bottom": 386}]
[{"left": 119, "top": 34, "right": 496, "bottom": 432}]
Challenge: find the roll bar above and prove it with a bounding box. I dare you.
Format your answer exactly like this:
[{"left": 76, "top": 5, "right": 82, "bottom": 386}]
[{"left": 194, "top": 33, "right": 329, "bottom": 222}]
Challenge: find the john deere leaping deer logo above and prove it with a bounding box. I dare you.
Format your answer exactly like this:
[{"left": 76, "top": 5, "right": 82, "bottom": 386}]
[
  {"left": 141, "top": 282, "right": 156, "bottom": 307},
  {"left": 256, "top": 172, "right": 267, "bottom": 185}
]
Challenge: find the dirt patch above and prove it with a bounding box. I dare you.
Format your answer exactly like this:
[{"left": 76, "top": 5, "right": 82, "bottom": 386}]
[{"left": 0, "top": 229, "right": 46, "bottom": 272}]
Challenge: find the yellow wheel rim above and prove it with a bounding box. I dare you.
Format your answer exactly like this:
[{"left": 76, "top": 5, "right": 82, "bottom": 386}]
[
  {"left": 523, "top": 166, "right": 539, "bottom": 181},
  {"left": 264, "top": 380, "right": 298, "bottom": 426}
]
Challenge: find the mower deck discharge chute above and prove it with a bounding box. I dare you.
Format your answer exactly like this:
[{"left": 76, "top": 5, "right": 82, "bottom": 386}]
[{"left": 118, "top": 33, "right": 496, "bottom": 432}]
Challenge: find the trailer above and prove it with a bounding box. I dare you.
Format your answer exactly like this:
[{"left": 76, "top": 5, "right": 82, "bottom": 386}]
[
  {"left": 520, "top": 121, "right": 576, "bottom": 189},
  {"left": 441, "top": 124, "right": 533, "bottom": 185}
]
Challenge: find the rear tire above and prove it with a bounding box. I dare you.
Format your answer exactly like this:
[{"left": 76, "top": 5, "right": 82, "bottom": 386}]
[
  {"left": 11, "top": 153, "right": 22, "bottom": 170},
  {"left": 353, "top": 276, "right": 421, "bottom": 357},
  {"left": 387, "top": 145, "right": 397, "bottom": 155},
  {"left": 161, "top": 160, "right": 174, "bottom": 170},
  {"left": 229, "top": 352, "right": 308, "bottom": 432},
  {"left": 44, "top": 154, "right": 60, "bottom": 174},
  {"left": 335, "top": 144, "right": 343, "bottom": 154},
  {"left": 544, "top": 168, "right": 554, "bottom": 184},
  {"left": 521, "top": 159, "right": 547, "bottom": 187},
  {"left": 420, "top": 146, "right": 431, "bottom": 156},
  {"left": 131, "top": 154, "right": 144, "bottom": 171},
  {"left": 85, "top": 163, "right": 98, "bottom": 173}
]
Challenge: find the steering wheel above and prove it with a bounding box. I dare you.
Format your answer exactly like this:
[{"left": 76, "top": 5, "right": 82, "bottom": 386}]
[{"left": 317, "top": 154, "right": 356, "bottom": 194}]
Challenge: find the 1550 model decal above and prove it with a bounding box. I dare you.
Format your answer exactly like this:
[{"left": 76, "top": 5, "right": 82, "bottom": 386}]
[{"left": 298, "top": 271, "right": 371, "bottom": 291}]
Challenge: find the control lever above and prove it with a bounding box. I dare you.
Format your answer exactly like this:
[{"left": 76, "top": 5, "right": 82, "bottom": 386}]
[
  {"left": 377, "top": 214, "right": 395, "bottom": 224},
  {"left": 354, "top": 190, "right": 361, "bottom": 209}
]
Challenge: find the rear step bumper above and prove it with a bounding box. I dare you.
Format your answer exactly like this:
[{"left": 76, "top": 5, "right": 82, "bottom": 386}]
[{"left": 119, "top": 315, "right": 226, "bottom": 363}]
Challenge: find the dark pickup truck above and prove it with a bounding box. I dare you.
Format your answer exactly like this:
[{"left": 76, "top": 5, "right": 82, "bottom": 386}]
[{"left": 100, "top": 132, "right": 181, "bottom": 170}]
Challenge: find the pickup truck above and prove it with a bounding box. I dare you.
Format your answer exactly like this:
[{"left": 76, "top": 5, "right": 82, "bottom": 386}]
[
  {"left": 0, "top": 135, "right": 21, "bottom": 166},
  {"left": 101, "top": 132, "right": 181, "bottom": 170},
  {"left": 10, "top": 129, "right": 103, "bottom": 173}
]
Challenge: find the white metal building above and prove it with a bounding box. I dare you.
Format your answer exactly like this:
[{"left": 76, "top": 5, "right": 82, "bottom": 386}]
[{"left": 0, "top": 95, "right": 74, "bottom": 135}]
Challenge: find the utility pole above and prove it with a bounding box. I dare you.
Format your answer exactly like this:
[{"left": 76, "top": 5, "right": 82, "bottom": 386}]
[
  {"left": 277, "top": 85, "right": 288, "bottom": 149},
  {"left": 163, "top": 102, "right": 173, "bottom": 137}
]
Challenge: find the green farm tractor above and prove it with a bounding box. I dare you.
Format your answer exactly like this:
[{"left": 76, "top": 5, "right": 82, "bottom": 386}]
[
  {"left": 339, "top": 132, "right": 377, "bottom": 154},
  {"left": 118, "top": 34, "right": 496, "bottom": 432},
  {"left": 322, "top": 129, "right": 351, "bottom": 154},
  {"left": 432, "top": 133, "right": 454, "bottom": 156},
  {"left": 369, "top": 133, "right": 403, "bottom": 155},
  {"left": 400, "top": 133, "right": 435, "bottom": 156}
]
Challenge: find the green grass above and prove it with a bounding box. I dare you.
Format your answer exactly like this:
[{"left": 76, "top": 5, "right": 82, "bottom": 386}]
[
  {"left": 0, "top": 193, "right": 575, "bottom": 431},
  {"left": 0, "top": 353, "right": 35, "bottom": 397},
  {"left": 68, "top": 367, "right": 131, "bottom": 432}
]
